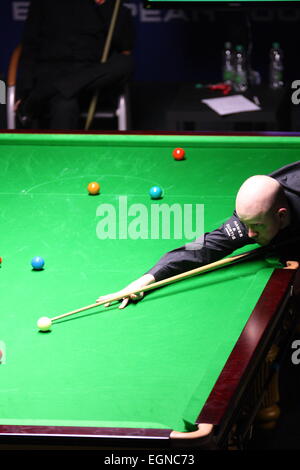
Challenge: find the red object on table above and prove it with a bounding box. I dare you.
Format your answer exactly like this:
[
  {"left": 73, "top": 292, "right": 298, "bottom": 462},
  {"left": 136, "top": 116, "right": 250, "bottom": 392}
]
[
  {"left": 172, "top": 148, "right": 185, "bottom": 160},
  {"left": 208, "top": 83, "right": 232, "bottom": 95}
]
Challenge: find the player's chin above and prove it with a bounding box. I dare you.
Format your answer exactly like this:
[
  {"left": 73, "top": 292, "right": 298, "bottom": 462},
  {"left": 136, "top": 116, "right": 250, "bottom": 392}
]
[{"left": 256, "top": 239, "right": 268, "bottom": 246}]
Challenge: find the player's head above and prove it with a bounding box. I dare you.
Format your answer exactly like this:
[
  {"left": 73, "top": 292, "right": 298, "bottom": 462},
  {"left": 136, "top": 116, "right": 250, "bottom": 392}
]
[{"left": 235, "top": 175, "right": 290, "bottom": 245}]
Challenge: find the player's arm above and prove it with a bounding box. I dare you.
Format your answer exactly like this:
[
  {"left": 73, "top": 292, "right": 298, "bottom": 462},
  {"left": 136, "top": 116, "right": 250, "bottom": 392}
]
[
  {"left": 16, "top": 0, "right": 42, "bottom": 102},
  {"left": 146, "top": 213, "right": 254, "bottom": 282},
  {"left": 112, "top": 5, "right": 134, "bottom": 54},
  {"left": 97, "top": 213, "right": 253, "bottom": 308}
]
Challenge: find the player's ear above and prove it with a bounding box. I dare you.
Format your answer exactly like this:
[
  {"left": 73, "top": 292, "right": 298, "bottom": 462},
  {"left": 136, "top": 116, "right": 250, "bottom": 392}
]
[
  {"left": 278, "top": 207, "right": 288, "bottom": 224},
  {"left": 278, "top": 207, "right": 287, "bottom": 216}
]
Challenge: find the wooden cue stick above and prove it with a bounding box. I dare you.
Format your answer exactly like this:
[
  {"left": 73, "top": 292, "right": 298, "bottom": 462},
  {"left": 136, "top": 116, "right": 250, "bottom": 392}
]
[
  {"left": 51, "top": 250, "right": 256, "bottom": 322},
  {"left": 84, "top": 0, "right": 122, "bottom": 130}
]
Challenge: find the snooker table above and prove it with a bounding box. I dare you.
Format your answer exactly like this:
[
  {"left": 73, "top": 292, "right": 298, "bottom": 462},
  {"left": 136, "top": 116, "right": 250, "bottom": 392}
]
[{"left": 0, "top": 131, "right": 300, "bottom": 450}]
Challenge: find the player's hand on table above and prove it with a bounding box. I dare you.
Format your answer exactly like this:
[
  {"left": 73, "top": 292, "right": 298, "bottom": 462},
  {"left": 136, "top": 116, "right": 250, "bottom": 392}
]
[
  {"left": 97, "top": 291, "right": 144, "bottom": 309},
  {"left": 96, "top": 274, "right": 155, "bottom": 309}
]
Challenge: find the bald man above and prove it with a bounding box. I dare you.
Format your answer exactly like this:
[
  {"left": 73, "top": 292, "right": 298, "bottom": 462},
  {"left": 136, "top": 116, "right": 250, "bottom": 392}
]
[
  {"left": 97, "top": 161, "right": 300, "bottom": 308},
  {"left": 235, "top": 175, "right": 291, "bottom": 246}
]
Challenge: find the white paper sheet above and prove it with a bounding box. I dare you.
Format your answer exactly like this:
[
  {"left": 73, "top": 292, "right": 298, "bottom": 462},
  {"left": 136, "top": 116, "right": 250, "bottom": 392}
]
[{"left": 201, "top": 95, "right": 261, "bottom": 116}]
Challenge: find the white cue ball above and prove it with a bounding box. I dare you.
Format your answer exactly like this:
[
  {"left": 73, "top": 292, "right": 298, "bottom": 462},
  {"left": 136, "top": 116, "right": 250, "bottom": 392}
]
[{"left": 37, "top": 316, "right": 52, "bottom": 332}]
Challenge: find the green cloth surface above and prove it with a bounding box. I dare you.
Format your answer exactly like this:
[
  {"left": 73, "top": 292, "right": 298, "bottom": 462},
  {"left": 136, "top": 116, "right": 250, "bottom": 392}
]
[{"left": 0, "top": 133, "right": 297, "bottom": 432}]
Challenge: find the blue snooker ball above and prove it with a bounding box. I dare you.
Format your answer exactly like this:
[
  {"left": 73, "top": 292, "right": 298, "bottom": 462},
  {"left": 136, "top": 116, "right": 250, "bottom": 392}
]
[
  {"left": 31, "top": 256, "right": 45, "bottom": 270},
  {"left": 149, "top": 186, "right": 163, "bottom": 199}
]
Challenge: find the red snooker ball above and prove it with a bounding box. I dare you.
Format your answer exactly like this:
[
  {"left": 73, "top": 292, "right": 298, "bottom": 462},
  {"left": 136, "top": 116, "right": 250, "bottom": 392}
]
[{"left": 172, "top": 148, "right": 185, "bottom": 160}]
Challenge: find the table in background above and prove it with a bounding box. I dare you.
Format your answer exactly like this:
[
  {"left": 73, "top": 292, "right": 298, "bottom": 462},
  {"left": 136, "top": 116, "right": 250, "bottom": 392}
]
[
  {"left": 0, "top": 132, "right": 299, "bottom": 450},
  {"left": 166, "top": 85, "right": 290, "bottom": 132}
]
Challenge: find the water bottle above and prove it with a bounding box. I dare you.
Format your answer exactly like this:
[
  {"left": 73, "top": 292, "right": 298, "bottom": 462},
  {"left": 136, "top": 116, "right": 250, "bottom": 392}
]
[
  {"left": 269, "top": 42, "right": 284, "bottom": 89},
  {"left": 222, "top": 41, "right": 234, "bottom": 85},
  {"left": 233, "top": 45, "right": 248, "bottom": 92}
]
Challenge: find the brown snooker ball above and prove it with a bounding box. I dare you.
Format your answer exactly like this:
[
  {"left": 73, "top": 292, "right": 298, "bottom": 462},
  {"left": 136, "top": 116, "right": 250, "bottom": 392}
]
[{"left": 87, "top": 182, "right": 100, "bottom": 195}]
